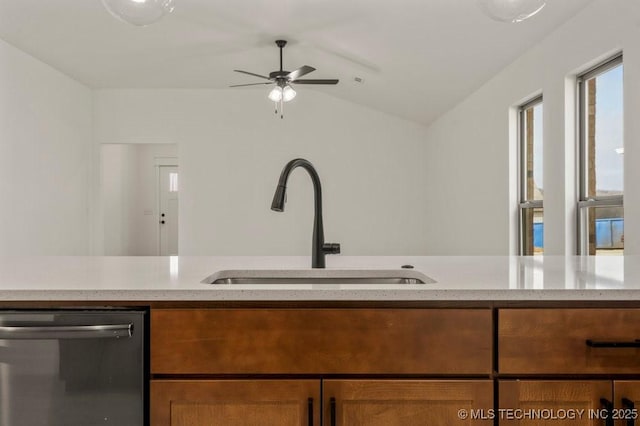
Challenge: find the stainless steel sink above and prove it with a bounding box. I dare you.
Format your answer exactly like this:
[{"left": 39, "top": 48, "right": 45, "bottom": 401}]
[{"left": 202, "top": 269, "right": 436, "bottom": 285}]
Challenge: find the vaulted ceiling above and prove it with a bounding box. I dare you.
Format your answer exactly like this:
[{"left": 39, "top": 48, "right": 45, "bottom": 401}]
[{"left": 0, "top": 0, "right": 593, "bottom": 125}]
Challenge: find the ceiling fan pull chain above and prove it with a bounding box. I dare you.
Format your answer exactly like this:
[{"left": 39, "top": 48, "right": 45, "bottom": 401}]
[{"left": 280, "top": 98, "right": 284, "bottom": 119}]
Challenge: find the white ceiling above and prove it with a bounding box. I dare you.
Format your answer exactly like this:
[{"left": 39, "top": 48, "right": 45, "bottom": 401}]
[{"left": 0, "top": 0, "right": 593, "bottom": 125}]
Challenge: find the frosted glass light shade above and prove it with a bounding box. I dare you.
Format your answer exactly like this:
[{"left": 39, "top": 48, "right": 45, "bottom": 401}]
[
  {"left": 282, "top": 86, "right": 296, "bottom": 102},
  {"left": 102, "top": 0, "right": 176, "bottom": 26},
  {"left": 268, "top": 87, "right": 283, "bottom": 102},
  {"left": 477, "top": 0, "right": 546, "bottom": 23}
]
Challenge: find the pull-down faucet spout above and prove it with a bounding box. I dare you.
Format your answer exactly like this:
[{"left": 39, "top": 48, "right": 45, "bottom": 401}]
[{"left": 271, "top": 158, "right": 340, "bottom": 268}]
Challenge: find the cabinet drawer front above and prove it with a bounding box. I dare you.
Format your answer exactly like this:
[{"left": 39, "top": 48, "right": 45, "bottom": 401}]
[
  {"left": 151, "top": 308, "right": 492, "bottom": 375},
  {"left": 499, "top": 309, "right": 640, "bottom": 374}
]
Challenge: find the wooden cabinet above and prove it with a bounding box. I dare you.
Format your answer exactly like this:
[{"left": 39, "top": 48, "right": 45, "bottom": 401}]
[
  {"left": 150, "top": 308, "right": 493, "bottom": 425},
  {"left": 151, "top": 379, "right": 493, "bottom": 426},
  {"left": 499, "top": 381, "right": 611, "bottom": 425},
  {"left": 151, "top": 308, "right": 492, "bottom": 375},
  {"left": 149, "top": 306, "right": 640, "bottom": 425},
  {"left": 150, "top": 380, "right": 320, "bottom": 426},
  {"left": 498, "top": 309, "right": 640, "bottom": 426},
  {"left": 499, "top": 309, "right": 640, "bottom": 374},
  {"left": 324, "top": 380, "right": 493, "bottom": 425},
  {"left": 499, "top": 381, "right": 640, "bottom": 425}
]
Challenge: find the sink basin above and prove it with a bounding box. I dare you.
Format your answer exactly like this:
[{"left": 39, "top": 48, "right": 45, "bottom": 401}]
[{"left": 202, "top": 269, "right": 436, "bottom": 285}]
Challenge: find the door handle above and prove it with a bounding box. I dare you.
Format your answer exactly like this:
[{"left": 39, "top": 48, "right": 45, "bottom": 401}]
[
  {"left": 330, "top": 397, "right": 336, "bottom": 426},
  {"left": 586, "top": 339, "right": 640, "bottom": 348},
  {"left": 601, "top": 398, "right": 614, "bottom": 426},
  {"left": 0, "top": 324, "right": 133, "bottom": 340},
  {"left": 308, "top": 398, "right": 313, "bottom": 426},
  {"left": 622, "top": 398, "right": 636, "bottom": 426}
]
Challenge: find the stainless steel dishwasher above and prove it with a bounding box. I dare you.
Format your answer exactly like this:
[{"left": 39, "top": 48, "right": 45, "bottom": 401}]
[{"left": 0, "top": 309, "right": 146, "bottom": 426}]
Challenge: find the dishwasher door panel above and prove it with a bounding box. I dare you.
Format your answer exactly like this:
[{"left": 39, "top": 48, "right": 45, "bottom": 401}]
[{"left": 0, "top": 310, "right": 145, "bottom": 426}]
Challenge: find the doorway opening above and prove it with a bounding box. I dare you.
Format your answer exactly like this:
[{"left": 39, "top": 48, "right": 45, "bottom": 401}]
[{"left": 100, "top": 143, "right": 178, "bottom": 255}]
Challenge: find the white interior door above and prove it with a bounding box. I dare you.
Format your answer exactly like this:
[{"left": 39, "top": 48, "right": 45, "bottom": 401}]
[{"left": 159, "top": 166, "right": 178, "bottom": 255}]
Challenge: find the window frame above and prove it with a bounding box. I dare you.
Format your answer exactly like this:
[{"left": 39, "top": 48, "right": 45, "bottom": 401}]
[
  {"left": 576, "top": 53, "right": 623, "bottom": 255},
  {"left": 518, "top": 95, "right": 543, "bottom": 256}
]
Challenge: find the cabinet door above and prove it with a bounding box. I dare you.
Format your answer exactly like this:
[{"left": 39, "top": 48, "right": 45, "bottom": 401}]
[
  {"left": 151, "top": 380, "right": 320, "bottom": 426},
  {"left": 614, "top": 381, "right": 640, "bottom": 426},
  {"left": 323, "top": 380, "right": 493, "bottom": 425},
  {"left": 499, "top": 380, "right": 611, "bottom": 425}
]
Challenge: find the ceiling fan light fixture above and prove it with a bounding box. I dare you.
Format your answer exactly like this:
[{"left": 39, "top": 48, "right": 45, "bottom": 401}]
[
  {"left": 232, "top": 40, "right": 339, "bottom": 117},
  {"left": 268, "top": 86, "right": 283, "bottom": 102},
  {"left": 282, "top": 85, "right": 297, "bottom": 102},
  {"left": 477, "top": 0, "right": 546, "bottom": 23},
  {"left": 101, "top": 0, "right": 176, "bottom": 26}
]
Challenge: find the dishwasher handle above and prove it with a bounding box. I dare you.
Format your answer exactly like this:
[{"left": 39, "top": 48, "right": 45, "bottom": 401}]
[{"left": 0, "top": 323, "right": 133, "bottom": 340}]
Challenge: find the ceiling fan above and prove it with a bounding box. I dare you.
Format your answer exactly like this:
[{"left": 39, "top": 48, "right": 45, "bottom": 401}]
[{"left": 230, "top": 40, "right": 339, "bottom": 118}]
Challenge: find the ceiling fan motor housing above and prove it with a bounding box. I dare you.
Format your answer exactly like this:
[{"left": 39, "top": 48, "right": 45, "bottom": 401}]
[{"left": 269, "top": 71, "right": 290, "bottom": 79}]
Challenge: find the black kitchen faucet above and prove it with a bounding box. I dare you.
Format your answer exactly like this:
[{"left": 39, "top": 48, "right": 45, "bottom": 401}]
[{"left": 271, "top": 158, "right": 340, "bottom": 268}]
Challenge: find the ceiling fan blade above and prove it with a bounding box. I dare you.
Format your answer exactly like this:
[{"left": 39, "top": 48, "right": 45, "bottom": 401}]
[
  {"left": 229, "top": 82, "right": 274, "bottom": 87},
  {"left": 291, "top": 79, "right": 339, "bottom": 85},
  {"left": 233, "top": 70, "right": 271, "bottom": 80},
  {"left": 286, "top": 65, "right": 316, "bottom": 81}
]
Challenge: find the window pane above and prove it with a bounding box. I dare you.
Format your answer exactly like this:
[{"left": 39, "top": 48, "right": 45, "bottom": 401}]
[
  {"left": 169, "top": 172, "right": 178, "bottom": 192},
  {"left": 521, "top": 207, "right": 544, "bottom": 255},
  {"left": 582, "top": 206, "right": 624, "bottom": 255},
  {"left": 519, "top": 98, "right": 543, "bottom": 256},
  {"left": 585, "top": 64, "right": 623, "bottom": 197},
  {"left": 579, "top": 57, "right": 623, "bottom": 255},
  {"left": 522, "top": 102, "right": 543, "bottom": 201}
]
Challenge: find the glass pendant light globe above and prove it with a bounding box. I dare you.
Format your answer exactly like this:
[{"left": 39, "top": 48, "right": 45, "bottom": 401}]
[
  {"left": 282, "top": 85, "right": 296, "bottom": 102},
  {"left": 102, "top": 0, "right": 176, "bottom": 26},
  {"left": 268, "top": 86, "right": 283, "bottom": 102},
  {"left": 477, "top": 0, "right": 546, "bottom": 23}
]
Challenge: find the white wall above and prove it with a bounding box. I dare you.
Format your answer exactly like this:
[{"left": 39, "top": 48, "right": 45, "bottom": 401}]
[
  {"left": 0, "top": 38, "right": 92, "bottom": 255},
  {"left": 93, "top": 89, "right": 428, "bottom": 256},
  {"left": 10, "top": 1, "right": 632, "bottom": 258},
  {"left": 421, "top": 0, "right": 640, "bottom": 255},
  {"left": 101, "top": 143, "right": 177, "bottom": 255}
]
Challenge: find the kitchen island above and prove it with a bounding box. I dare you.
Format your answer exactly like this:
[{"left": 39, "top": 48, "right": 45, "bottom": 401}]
[{"left": 1, "top": 255, "right": 639, "bottom": 425}]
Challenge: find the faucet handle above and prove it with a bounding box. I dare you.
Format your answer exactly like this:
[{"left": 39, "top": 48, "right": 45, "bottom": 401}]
[{"left": 322, "top": 243, "right": 341, "bottom": 255}]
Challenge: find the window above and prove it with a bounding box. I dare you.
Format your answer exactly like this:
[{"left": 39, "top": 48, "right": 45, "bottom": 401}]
[
  {"left": 169, "top": 172, "right": 179, "bottom": 192},
  {"left": 578, "top": 55, "right": 623, "bottom": 255},
  {"left": 518, "top": 96, "right": 543, "bottom": 255}
]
